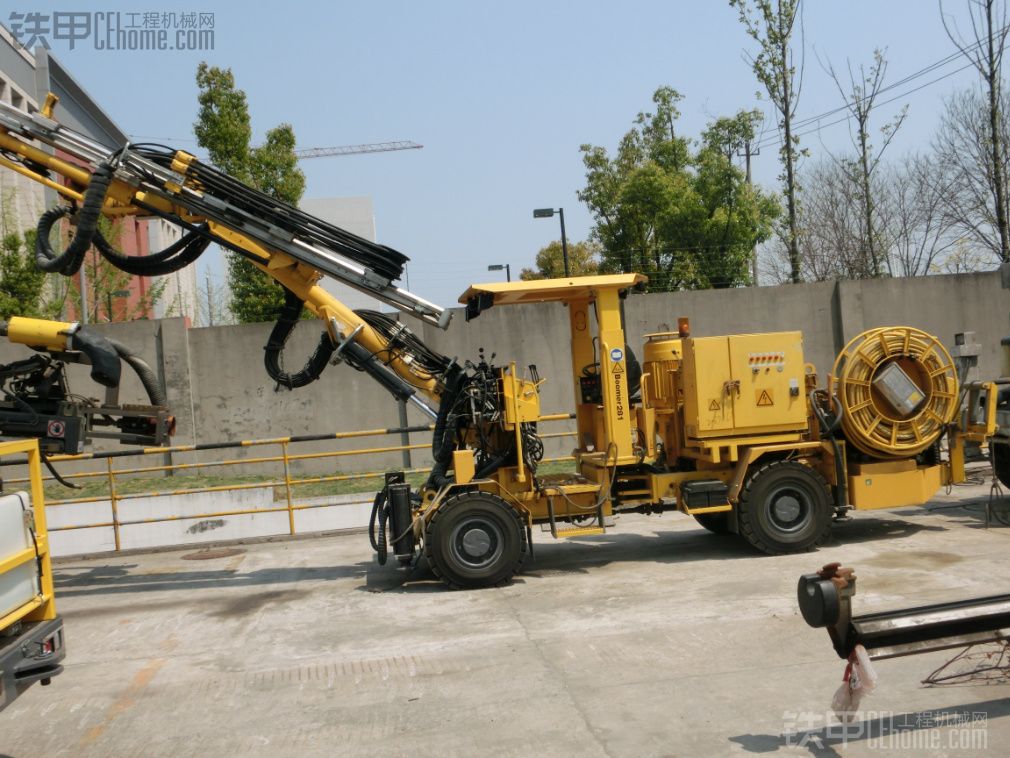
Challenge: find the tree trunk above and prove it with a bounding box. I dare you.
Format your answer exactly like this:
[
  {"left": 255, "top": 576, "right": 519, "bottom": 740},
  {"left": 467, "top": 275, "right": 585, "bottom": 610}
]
[
  {"left": 781, "top": 34, "right": 801, "bottom": 282},
  {"left": 986, "top": 0, "right": 1010, "bottom": 262},
  {"left": 859, "top": 119, "right": 879, "bottom": 276}
]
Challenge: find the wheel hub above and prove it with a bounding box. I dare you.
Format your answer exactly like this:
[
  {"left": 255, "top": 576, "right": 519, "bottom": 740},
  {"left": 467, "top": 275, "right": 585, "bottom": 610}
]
[
  {"left": 461, "top": 527, "right": 492, "bottom": 557},
  {"left": 768, "top": 486, "right": 810, "bottom": 533},
  {"left": 449, "top": 516, "right": 503, "bottom": 570}
]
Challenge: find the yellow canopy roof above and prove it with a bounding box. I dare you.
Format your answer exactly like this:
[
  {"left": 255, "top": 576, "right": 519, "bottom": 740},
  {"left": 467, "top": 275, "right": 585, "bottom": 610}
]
[{"left": 458, "top": 273, "right": 647, "bottom": 306}]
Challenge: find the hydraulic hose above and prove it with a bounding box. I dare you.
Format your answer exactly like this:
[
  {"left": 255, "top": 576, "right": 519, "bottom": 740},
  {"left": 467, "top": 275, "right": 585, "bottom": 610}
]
[
  {"left": 104, "top": 337, "right": 167, "bottom": 406},
  {"left": 35, "top": 163, "right": 114, "bottom": 275},
  {"left": 92, "top": 225, "right": 212, "bottom": 276},
  {"left": 263, "top": 288, "right": 334, "bottom": 389},
  {"left": 35, "top": 161, "right": 210, "bottom": 277},
  {"left": 369, "top": 489, "right": 388, "bottom": 565}
]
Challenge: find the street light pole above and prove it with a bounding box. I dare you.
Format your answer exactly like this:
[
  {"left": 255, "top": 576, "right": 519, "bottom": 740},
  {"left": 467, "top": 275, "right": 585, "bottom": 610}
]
[
  {"left": 558, "top": 207, "right": 569, "bottom": 278},
  {"left": 533, "top": 207, "right": 570, "bottom": 277},
  {"left": 487, "top": 263, "right": 511, "bottom": 281}
]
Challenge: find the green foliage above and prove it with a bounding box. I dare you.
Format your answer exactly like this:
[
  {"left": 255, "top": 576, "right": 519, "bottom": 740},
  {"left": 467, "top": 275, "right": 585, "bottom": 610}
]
[
  {"left": 578, "top": 89, "right": 779, "bottom": 290},
  {"left": 520, "top": 240, "right": 600, "bottom": 280},
  {"left": 0, "top": 230, "right": 58, "bottom": 319},
  {"left": 193, "top": 63, "right": 307, "bottom": 323}
]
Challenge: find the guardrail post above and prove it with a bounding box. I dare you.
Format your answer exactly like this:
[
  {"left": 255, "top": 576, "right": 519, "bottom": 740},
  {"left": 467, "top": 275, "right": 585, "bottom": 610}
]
[
  {"left": 397, "top": 400, "right": 412, "bottom": 469},
  {"left": 281, "top": 441, "right": 296, "bottom": 535},
  {"left": 106, "top": 457, "right": 121, "bottom": 551}
]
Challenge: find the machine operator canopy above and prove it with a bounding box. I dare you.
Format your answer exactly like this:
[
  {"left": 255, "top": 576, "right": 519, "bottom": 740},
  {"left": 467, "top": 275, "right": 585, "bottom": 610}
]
[{"left": 460, "top": 273, "right": 647, "bottom": 320}]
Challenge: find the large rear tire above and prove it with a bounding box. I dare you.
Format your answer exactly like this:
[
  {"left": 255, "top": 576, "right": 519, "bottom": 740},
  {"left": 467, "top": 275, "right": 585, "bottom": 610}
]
[
  {"left": 738, "top": 461, "right": 832, "bottom": 555},
  {"left": 424, "top": 491, "right": 527, "bottom": 589}
]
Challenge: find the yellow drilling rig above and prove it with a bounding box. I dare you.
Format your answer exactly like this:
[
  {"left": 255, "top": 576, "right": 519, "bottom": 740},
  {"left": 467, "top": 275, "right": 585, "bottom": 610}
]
[{"left": 0, "top": 94, "right": 999, "bottom": 591}]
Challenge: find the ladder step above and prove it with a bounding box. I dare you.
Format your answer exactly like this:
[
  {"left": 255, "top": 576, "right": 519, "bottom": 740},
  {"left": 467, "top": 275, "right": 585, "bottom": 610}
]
[
  {"left": 684, "top": 504, "right": 732, "bottom": 515},
  {"left": 554, "top": 526, "right": 605, "bottom": 538}
]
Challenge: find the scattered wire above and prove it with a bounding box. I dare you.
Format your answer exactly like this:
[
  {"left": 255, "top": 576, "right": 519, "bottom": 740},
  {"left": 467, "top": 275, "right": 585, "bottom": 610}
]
[{"left": 923, "top": 641, "right": 1010, "bottom": 686}]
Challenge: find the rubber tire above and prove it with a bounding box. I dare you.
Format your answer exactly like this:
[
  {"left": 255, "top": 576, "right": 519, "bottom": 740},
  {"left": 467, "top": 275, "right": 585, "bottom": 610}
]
[
  {"left": 424, "top": 491, "right": 527, "bottom": 589},
  {"left": 993, "top": 441, "right": 1010, "bottom": 490},
  {"left": 738, "top": 461, "right": 832, "bottom": 555},
  {"left": 693, "top": 512, "right": 731, "bottom": 535}
]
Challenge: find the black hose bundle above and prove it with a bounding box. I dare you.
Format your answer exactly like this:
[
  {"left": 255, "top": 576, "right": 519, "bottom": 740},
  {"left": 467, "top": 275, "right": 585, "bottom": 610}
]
[
  {"left": 35, "top": 164, "right": 114, "bottom": 274},
  {"left": 133, "top": 146, "right": 409, "bottom": 283},
  {"left": 353, "top": 309, "right": 452, "bottom": 378},
  {"left": 263, "top": 288, "right": 335, "bottom": 389},
  {"left": 91, "top": 225, "right": 211, "bottom": 276},
  {"left": 369, "top": 489, "right": 388, "bottom": 565},
  {"left": 35, "top": 161, "right": 211, "bottom": 278}
]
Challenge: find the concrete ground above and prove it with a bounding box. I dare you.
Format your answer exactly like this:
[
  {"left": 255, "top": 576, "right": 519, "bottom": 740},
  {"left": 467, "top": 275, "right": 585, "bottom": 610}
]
[{"left": 3, "top": 479, "right": 1010, "bottom": 757}]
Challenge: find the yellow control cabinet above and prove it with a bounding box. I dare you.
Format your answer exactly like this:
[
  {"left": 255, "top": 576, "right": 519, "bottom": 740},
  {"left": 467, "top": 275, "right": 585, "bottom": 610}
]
[{"left": 682, "top": 331, "right": 808, "bottom": 439}]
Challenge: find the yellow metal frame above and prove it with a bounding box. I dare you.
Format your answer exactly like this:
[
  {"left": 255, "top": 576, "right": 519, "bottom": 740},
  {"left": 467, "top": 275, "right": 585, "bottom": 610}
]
[
  {"left": 0, "top": 439, "right": 56, "bottom": 630},
  {"left": 0, "top": 415, "right": 579, "bottom": 548}
]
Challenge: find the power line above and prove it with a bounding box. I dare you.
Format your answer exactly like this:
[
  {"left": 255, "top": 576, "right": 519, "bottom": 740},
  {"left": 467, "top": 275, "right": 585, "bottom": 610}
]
[
  {"left": 757, "top": 60, "right": 977, "bottom": 151},
  {"left": 753, "top": 28, "right": 1008, "bottom": 152}
]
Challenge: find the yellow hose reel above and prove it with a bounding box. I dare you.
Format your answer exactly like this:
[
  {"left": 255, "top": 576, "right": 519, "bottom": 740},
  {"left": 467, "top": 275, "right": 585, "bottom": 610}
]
[{"left": 832, "top": 326, "right": 959, "bottom": 459}]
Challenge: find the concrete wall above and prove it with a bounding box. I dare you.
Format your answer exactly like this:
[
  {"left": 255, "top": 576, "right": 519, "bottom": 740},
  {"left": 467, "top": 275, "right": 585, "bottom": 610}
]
[
  {"left": 1, "top": 269, "right": 1009, "bottom": 555},
  {"left": 2, "top": 270, "right": 1007, "bottom": 470}
]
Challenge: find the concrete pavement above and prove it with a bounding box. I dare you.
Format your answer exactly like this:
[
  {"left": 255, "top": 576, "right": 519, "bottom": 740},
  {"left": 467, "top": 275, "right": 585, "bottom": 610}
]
[{"left": 2, "top": 479, "right": 1009, "bottom": 757}]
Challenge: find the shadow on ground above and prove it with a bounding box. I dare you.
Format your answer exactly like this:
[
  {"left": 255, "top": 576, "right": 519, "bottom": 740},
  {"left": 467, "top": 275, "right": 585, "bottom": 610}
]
[
  {"left": 52, "top": 514, "right": 947, "bottom": 599},
  {"left": 729, "top": 696, "right": 1010, "bottom": 756}
]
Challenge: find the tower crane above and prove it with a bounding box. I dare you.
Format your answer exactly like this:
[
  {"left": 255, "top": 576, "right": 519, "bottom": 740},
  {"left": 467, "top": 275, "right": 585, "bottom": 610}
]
[{"left": 293, "top": 140, "right": 422, "bottom": 160}]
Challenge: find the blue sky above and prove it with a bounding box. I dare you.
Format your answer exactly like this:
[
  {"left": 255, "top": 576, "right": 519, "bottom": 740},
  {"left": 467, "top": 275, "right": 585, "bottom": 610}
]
[{"left": 20, "top": 0, "right": 992, "bottom": 308}]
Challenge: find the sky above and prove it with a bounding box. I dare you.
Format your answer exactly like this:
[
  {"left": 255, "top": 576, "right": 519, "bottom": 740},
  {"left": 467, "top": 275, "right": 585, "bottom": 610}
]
[{"left": 12, "top": 0, "right": 995, "bottom": 309}]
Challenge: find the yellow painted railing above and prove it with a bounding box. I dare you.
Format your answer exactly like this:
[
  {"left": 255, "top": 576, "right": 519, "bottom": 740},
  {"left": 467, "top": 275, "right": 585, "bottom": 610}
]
[{"left": 0, "top": 414, "right": 576, "bottom": 552}]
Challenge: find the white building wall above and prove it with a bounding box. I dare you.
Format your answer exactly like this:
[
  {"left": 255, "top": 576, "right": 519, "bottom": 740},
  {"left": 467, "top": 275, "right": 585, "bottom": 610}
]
[
  {"left": 0, "top": 71, "right": 44, "bottom": 236},
  {"left": 149, "top": 218, "right": 199, "bottom": 323}
]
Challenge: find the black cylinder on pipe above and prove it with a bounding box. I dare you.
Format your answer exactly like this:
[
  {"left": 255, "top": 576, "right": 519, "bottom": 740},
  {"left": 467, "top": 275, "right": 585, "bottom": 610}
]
[{"left": 386, "top": 481, "right": 415, "bottom": 562}]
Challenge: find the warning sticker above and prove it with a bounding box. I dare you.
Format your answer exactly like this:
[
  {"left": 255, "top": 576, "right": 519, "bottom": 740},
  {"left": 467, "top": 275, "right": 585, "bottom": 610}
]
[
  {"left": 708, "top": 399, "right": 721, "bottom": 411},
  {"left": 47, "top": 419, "right": 66, "bottom": 438},
  {"left": 756, "top": 389, "right": 774, "bottom": 407},
  {"left": 612, "top": 361, "right": 624, "bottom": 374}
]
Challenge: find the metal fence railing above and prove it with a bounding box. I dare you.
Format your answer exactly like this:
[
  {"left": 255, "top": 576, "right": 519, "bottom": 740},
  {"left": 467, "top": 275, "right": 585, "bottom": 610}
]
[{"left": 0, "top": 413, "right": 576, "bottom": 552}]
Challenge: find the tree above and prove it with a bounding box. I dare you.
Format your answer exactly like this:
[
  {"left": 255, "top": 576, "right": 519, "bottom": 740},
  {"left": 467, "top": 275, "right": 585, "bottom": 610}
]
[
  {"left": 0, "top": 188, "right": 63, "bottom": 319},
  {"left": 940, "top": 0, "right": 1010, "bottom": 261},
  {"left": 933, "top": 84, "right": 1010, "bottom": 264},
  {"left": 194, "top": 63, "right": 306, "bottom": 323},
  {"left": 823, "top": 49, "right": 906, "bottom": 277},
  {"left": 878, "top": 154, "right": 960, "bottom": 277},
  {"left": 770, "top": 153, "right": 965, "bottom": 283},
  {"left": 767, "top": 158, "right": 863, "bottom": 282},
  {"left": 730, "top": 0, "right": 805, "bottom": 282},
  {"left": 520, "top": 240, "right": 600, "bottom": 280},
  {"left": 578, "top": 88, "right": 779, "bottom": 291},
  {"left": 69, "top": 218, "right": 165, "bottom": 323},
  {"left": 197, "top": 272, "right": 233, "bottom": 327},
  {"left": 0, "top": 230, "right": 57, "bottom": 319}
]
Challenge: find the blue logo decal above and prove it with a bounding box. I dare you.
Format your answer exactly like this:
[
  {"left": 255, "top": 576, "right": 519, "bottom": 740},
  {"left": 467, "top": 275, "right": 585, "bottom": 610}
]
[{"left": 610, "top": 347, "right": 624, "bottom": 362}]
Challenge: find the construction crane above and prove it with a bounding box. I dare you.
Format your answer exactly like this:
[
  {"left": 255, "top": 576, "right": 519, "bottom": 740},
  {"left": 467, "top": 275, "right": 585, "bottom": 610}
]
[{"left": 293, "top": 140, "right": 422, "bottom": 160}]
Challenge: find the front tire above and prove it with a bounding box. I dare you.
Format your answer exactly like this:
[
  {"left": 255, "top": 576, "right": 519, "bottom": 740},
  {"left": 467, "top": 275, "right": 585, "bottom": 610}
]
[
  {"left": 738, "top": 461, "right": 832, "bottom": 555},
  {"left": 424, "top": 491, "right": 527, "bottom": 589},
  {"left": 693, "top": 512, "right": 731, "bottom": 535}
]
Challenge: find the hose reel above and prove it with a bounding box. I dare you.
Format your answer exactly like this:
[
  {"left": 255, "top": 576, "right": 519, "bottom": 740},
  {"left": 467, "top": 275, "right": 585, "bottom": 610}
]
[{"left": 832, "top": 326, "right": 958, "bottom": 459}]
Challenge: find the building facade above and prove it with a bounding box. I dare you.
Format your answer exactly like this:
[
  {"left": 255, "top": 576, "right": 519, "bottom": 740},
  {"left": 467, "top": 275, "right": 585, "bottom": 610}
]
[{"left": 0, "top": 26, "right": 194, "bottom": 324}]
